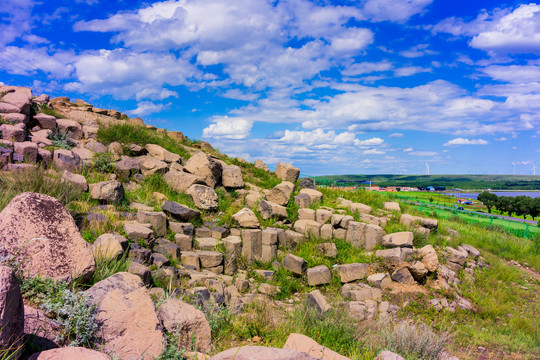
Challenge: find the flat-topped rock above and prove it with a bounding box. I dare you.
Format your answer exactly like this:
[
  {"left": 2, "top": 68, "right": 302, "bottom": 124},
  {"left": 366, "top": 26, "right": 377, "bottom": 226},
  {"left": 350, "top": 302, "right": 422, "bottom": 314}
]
[
  {"left": 162, "top": 200, "right": 201, "bottom": 221},
  {"left": 276, "top": 162, "right": 300, "bottom": 182},
  {"left": 382, "top": 232, "right": 414, "bottom": 248},
  {"left": 145, "top": 143, "right": 181, "bottom": 163}
]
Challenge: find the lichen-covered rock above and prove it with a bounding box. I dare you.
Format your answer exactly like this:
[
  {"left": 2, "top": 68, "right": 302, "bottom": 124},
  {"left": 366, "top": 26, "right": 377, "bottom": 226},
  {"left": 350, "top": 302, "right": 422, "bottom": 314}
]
[
  {"left": 145, "top": 144, "right": 181, "bottom": 163},
  {"left": 53, "top": 149, "right": 81, "bottom": 172},
  {"left": 222, "top": 165, "right": 244, "bottom": 189},
  {"left": 233, "top": 208, "right": 260, "bottom": 228},
  {"left": 284, "top": 333, "right": 350, "bottom": 360},
  {"left": 187, "top": 184, "right": 219, "bottom": 210},
  {"left": 0, "top": 192, "right": 95, "bottom": 282},
  {"left": 266, "top": 181, "right": 294, "bottom": 206},
  {"left": 254, "top": 160, "right": 269, "bottom": 171}
]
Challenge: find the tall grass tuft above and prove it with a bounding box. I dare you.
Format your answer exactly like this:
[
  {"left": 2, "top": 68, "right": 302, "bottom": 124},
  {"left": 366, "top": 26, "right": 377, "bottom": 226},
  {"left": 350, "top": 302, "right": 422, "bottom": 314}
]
[
  {"left": 89, "top": 254, "right": 132, "bottom": 286},
  {"left": 379, "top": 321, "right": 452, "bottom": 360},
  {"left": 0, "top": 167, "right": 81, "bottom": 212}
]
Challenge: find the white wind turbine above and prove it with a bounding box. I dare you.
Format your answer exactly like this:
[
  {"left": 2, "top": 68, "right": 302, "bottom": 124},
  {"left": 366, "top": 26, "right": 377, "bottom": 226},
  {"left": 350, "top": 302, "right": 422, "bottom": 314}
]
[
  {"left": 512, "top": 162, "right": 516, "bottom": 175},
  {"left": 533, "top": 161, "right": 537, "bottom": 176},
  {"left": 425, "top": 163, "right": 430, "bottom": 175}
]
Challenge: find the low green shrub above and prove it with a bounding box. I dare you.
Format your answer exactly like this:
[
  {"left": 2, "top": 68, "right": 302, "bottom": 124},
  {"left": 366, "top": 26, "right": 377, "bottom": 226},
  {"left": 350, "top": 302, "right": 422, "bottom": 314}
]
[
  {"left": 91, "top": 152, "right": 116, "bottom": 173},
  {"left": 19, "top": 276, "right": 98, "bottom": 347},
  {"left": 41, "top": 289, "right": 98, "bottom": 347}
]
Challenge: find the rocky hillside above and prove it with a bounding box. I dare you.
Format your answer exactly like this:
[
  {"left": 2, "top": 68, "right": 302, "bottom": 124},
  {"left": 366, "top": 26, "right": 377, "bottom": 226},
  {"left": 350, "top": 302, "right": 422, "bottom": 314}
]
[{"left": 0, "top": 85, "right": 538, "bottom": 360}]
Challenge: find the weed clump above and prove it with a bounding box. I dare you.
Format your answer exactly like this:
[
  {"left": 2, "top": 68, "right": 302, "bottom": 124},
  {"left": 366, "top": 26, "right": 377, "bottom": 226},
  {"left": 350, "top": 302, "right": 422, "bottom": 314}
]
[
  {"left": 91, "top": 152, "right": 116, "bottom": 173},
  {"left": 379, "top": 321, "right": 452, "bottom": 360},
  {"left": 47, "top": 128, "right": 76, "bottom": 149}
]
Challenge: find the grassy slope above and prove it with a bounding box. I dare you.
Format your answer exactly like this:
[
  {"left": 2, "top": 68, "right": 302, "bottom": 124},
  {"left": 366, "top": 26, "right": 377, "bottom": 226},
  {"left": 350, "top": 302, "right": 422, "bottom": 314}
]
[{"left": 315, "top": 174, "right": 540, "bottom": 190}]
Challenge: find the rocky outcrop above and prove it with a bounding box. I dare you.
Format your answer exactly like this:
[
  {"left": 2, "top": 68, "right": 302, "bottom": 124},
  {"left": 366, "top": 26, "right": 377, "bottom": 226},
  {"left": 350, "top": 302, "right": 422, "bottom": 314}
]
[
  {"left": 0, "top": 192, "right": 95, "bottom": 282},
  {"left": 86, "top": 272, "right": 164, "bottom": 360}
]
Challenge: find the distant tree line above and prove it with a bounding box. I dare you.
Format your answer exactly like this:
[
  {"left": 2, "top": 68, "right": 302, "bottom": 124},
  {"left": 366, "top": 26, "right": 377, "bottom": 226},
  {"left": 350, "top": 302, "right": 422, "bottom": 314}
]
[{"left": 477, "top": 191, "right": 540, "bottom": 220}]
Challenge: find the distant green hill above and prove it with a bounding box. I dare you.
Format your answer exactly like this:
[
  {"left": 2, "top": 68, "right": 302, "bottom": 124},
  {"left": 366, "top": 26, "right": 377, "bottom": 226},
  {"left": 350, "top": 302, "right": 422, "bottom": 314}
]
[{"left": 313, "top": 174, "right": 540, "bottom": 190}]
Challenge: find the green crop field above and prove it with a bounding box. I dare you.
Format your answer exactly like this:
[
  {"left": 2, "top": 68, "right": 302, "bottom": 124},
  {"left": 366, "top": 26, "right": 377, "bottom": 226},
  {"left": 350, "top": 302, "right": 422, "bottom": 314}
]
[{"left": 314, "top": 174, "right": 540, "bottom": 190}]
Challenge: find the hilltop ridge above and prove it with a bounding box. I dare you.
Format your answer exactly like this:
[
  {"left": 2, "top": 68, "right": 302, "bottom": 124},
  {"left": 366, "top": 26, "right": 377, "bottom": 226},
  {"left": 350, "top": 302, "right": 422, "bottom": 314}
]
[{"left": 0, "top": 85, "right": 539, "bottom": 360}]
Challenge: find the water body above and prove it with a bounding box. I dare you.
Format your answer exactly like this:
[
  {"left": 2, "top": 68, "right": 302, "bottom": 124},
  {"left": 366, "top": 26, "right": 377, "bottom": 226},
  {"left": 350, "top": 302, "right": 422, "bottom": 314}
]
[{"left": 444, "top": 191, "right": 540, "bottom": 199}]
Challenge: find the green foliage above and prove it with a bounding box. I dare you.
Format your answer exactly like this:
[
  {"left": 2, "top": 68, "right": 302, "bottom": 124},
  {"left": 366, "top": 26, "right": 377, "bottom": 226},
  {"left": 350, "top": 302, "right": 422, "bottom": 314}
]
[
  {"left": 156, "top": 333, "right": 187, "bottom": 360},
  {"left": 270, "top": 268, "right": 305, "bottom": 300},
  {"left": 35, "top": 104, "right": 64, "bottom": 119},
  {"left": 379, "top": 321, "right": 451, "bottom": 360},
  {"left": 291, "top": 302, "right": 368, "bottom": 357},
  {"left": 197, "top": 304, "right": 232, "bottom": 342},
  {"left": 89, "top": 254, "right": 132, "bottom": 286},
  {"left": 91, "top": 152, "right": 116, "bottom": 173},
  {"left": 41, "top": 289, "right": 98, "bottom": 347},
  {"left": 97, "top": 123, "right": 191, "bottom": 159},
  {"left": 477, "top": 191, "right": 499, "bottom": 213},
  {"left": 0, "top": 167, "right": 80, "bottom": 212},
  {"left": 286, "top": 196, "right": 299, "bottom": 223},
  {"left": 532, "top": 232, "right": 540, "bottom": 255},
  {"left": 47, "top": 128, "right": 76, "bottom": 149},
  {"left": 126, "top": 173, "right": 198, "bottom": 216},
  {"left": 19, "top": 276, "right": 98, "bottom": 347}
]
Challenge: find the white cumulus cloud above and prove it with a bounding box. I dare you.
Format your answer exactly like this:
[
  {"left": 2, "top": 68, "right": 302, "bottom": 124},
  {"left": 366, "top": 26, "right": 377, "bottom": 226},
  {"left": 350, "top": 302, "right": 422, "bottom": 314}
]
[
  {"left": 443, "top": 138, "right": 488, "bottom": 146},
  {"left": 202, "top": 116, "right": 253, "bottom": 140}
]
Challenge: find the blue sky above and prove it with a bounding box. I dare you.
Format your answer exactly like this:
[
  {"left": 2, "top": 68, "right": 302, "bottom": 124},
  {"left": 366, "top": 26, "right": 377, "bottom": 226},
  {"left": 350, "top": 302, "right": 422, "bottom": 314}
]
[{"left": 1, "top": 0, "right": 540, "bottom": 176}]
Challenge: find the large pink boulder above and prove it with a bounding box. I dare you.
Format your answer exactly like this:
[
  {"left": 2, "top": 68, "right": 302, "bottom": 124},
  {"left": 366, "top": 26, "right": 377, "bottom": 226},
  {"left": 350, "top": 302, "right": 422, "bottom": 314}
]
[
  {"left": 211, "top": 346, "right": 320, "bottom": 360},
  {"left": 0, "top": 266, "right": 24, "bottom": 358},
  {"left": 86, "top": 272, "right": 164, "bottom": 360},
  {"left": 0, "top": 192, "right": 95, "bottom": 282},
  {"left": 1, "top": 87, "right": 32, "bottom": 115},
  {"left": 28, "top": 347, "right": 110, "bottom": 360}
]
